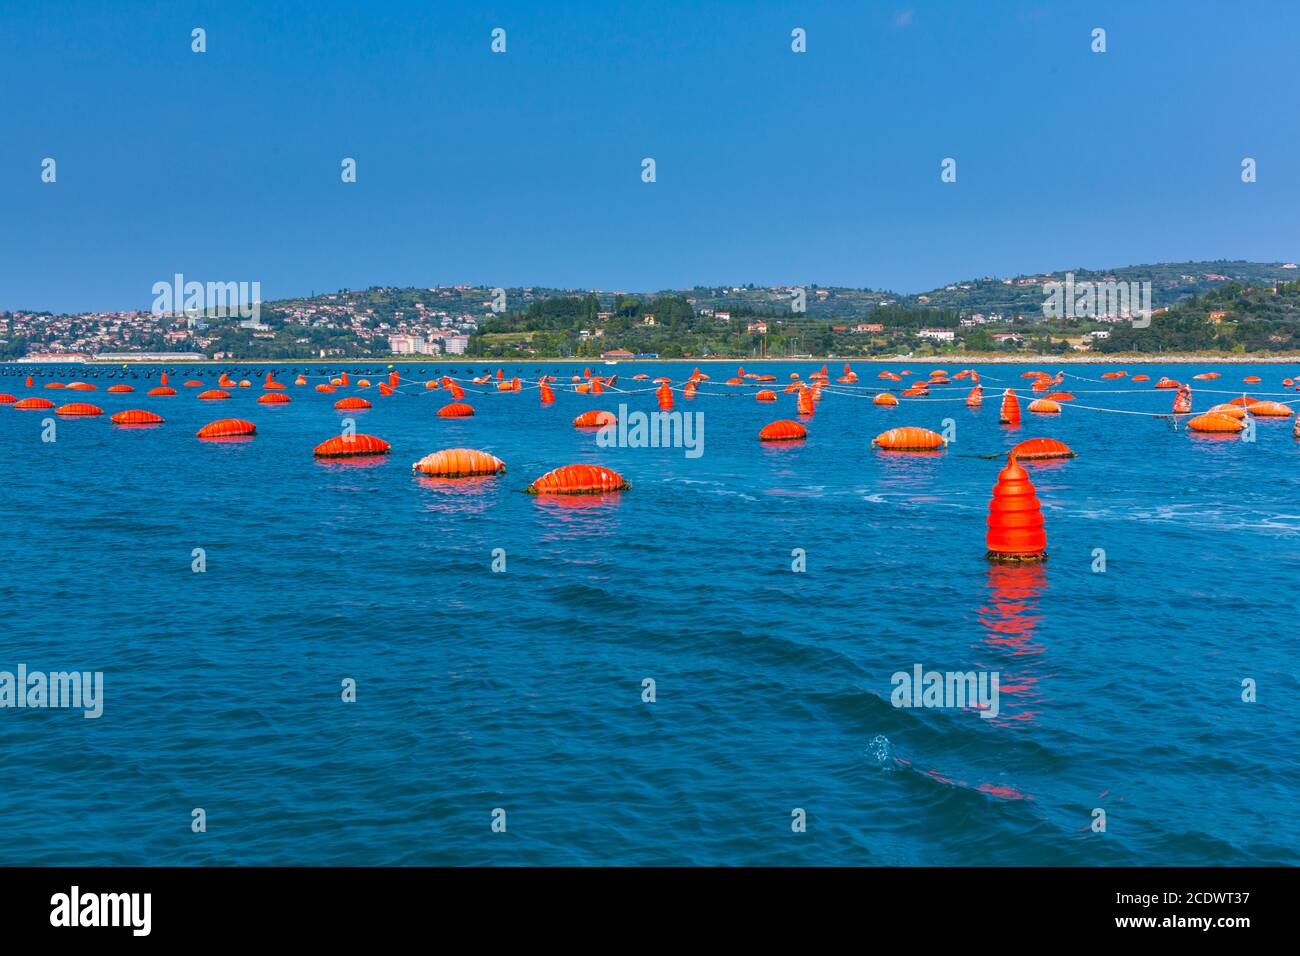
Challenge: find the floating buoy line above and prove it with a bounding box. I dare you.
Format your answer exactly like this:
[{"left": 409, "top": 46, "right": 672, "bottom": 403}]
[{"left": 8, "top": 363, "right": 1300, "bottom": 513}]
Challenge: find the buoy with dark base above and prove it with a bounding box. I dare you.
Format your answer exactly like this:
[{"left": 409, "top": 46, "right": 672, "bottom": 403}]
[{"left": 985, "top": 453, "right": 1047, "bottom": 563}]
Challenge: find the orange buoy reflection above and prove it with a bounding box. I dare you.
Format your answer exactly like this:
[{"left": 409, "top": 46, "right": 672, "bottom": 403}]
[{"left": 975, "top": 563, "right": 1048, "bottom": 726}]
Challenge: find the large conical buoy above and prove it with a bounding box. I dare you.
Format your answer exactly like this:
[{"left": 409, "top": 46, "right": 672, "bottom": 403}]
[
  {"left": 985, "top": 453, "right": 1047, "bottom": 563},
  {"left": 999, "top": 388, "right": 1021, "bottom": 425},
  {"left": 657, "top": 382, "right": 673, "bottom": 410}
]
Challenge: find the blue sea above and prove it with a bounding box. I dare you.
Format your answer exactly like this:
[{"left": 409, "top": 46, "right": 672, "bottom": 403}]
[{"left": 1, "top": 360, "right": 1296, "bottom": 866}]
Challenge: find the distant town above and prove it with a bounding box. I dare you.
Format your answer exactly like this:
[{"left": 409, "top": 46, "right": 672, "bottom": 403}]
[{"left": 4, "top": 260, "right": 1299, "bottom": 361}]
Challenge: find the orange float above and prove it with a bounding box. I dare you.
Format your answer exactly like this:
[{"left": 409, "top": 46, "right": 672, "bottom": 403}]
[
  {"left": 13, "top": 397, "right": 55, "bottom": 409},
  {"left": 294, "top": 375, "right": 308, "bottom": 385},
  {"left": 197, "top": 419, "right": 256, "bottom": 439},
  {"left": 539, "top": 383, "right": 555, "bottom": 404},
  {"left": 106, "top": 384, "right": 134, "bottom": 393},
  {"left": 965, "top": 385, "right": 983, "bottom": 408},
  {"left": 758, "top": 420, "right": 807, "bottom": 442},
  {"left": 44, "top": 382, "right": 66, "bottom": 389},
  {"left": 0, "top": 394, "right": 14, "bottom": 404},
  {"left": 111, "top": 409, "right": 164, "bottom": 425},
  {"left": 1247, "top": 401, "right": 1292, "bottom": 417},
  {"left": 1011, "top": 438, "right": 1075, "bottom": 460},
  {"left": 999, "top": 388, "right": 1021, "bottom": 425},
  {"left": 1130, "top": 374, "right": 1150, "bottom": 382},
  {"left": 1206, "top": 404, "right": 1247, "bottom": 419},
  {"left": 1043, "top": 392, "right": 1075, "bottom": 402},
  {"left": 871, "top": 426, "right": 946, "bottom": 451},
  {"left": 313, "top": 434, "right": 391, "bottom": 457},
  {"left": 657, "top": 383, "right": 674, "bottom": 410},
  {"left": 412, "top": 448, "right": 506, "bottom": 477},
  {"left": 1187, "top": 413, "right": 1245, "bottom": 433},
  {"left": 1243, "top": 375, "right": 1261, "bottom": 384},
  {"left": 874, "top": 393, "right": 898, "bottom": 407},
  {"left": 437, "top": 402, "right": 475, "bottom": 417},
  {"left": 335, "top": 397, "right": 372, "bottom": 410},
  {"left": 258, "top": 392, "right": 291, "bottom": 404},
  {"left": 55, "top": 403, "right": 103, "bottom": 416},
  {"left": 526, "top": 464, "right": 629, "bottom": 495},
  {"left": 755, "top": 390, "right": 777, "bottom": 402},
  {"left": 147, "top": 387, "right": 177, "bottom": 396},
  {"left": 183, "top": 380, "right": 204, "bottom": 387},
  {"left": 1028, "top": 399, "right": 1061, "bottom": 414},
  {"left": 316, "top": 384, "right": 337, "bottom": 393},
  {"left": 573, "top": 410, "right": 616, "bottom": 428},
  {"left": 67, "top": 382, "right": 97, "bottom": 391},
  {"left": 198, "top": 389, "right": 231, "bottom": 400},
  {"left": 985, "top": 454, "right": 1047, "bottom": 562}
]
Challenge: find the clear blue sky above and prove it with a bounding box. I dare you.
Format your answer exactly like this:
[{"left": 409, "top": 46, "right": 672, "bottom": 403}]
[{"left": 2, "top": 0, "right": 1296, "bottom": 312}]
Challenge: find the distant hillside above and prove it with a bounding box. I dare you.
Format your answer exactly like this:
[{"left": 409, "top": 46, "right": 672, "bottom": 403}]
[{"left": 5, "top": 261, "right": 1299, "bottom": 360}]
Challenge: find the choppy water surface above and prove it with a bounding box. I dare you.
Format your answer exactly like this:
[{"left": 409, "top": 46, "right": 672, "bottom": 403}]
[{"left": 1, "top": 360, "right": 1296, "bottom": 865}]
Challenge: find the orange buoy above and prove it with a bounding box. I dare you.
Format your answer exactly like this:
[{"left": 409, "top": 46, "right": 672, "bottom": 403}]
[
  {"left": 1154, "top": 377, "right": 1180, "bottom": 389},
  {"left": 295, "top": 375, "right": 308, "bottom": 385},
  {"left": 238, "top": 380, "right": 252, "bottom": 388},
  {"left": 264, "top": 381, "right": 286, "bottom": 391},
  {"left": 412, "top": 448, "right": 506, "bottom": 477},
  {"left": 44, "top": 382, "right": 66, "bottom": 389},
  {"left": 388, "top": 371, "right": 400, "bottom": 387},
  {"left": 313, "top": 434, "right": 391, "bottom": 458},
  {"left": 357, "top": 379, "right": 371, "bottom": 388},
  {"left": 796, "top": 386, "right": 815, "bottom": 416},
  {"left": 1247, "top": 401, "right": 1293, "bottom": 417},
  {"left": 874, "top": 393, "right": 899, "bottom": 407},
  {"left": 1187, "top": 413, "right": 1245, "bottom": 433},
  {"left": 901, "top": 387, "right": 928, "bottom": 397},
  {"left": 1192, "top": 372, "right": 1220, "bottom": 380},
  {"left": 999, "top": 388, "right": 1021, "bottom": 425},
  {"left": 1130, "top": 374, "right": 1150, "bottom": 382},
  {"left": 378, "top": 383, "right": 394, "bottom": 396},
  {"left": 183, "top": 380, "right": 204, "bottom": 387},
  {"left": 633, "top": 373, "right": 649, "bottom": 380},
  {"left": 965, "top": 384, "right": 983, "bottom": 408},
  {"left": 55, "top": 403, "right": 103, "bottom": 416},
  {"left": 197, "top": 419, "right": 256, "bottom": 439},
  {"left": 539, "top": 383, "right": 555, "bottom": 404},
  {"left": 1028, "top": 399, "right": 1061, "bottom": 414},
  {"left": 147, "top": 387, "right": 177, "bottom": 396},
  {"left": 1206, "top": 403, "right": 1247, "bottom": 419},
  {"left": 1011, "top": 438, "right": 1075, "bottom": 460},
  {"left": 111, "top": 409, "right": 164, "bottom": 425},
  {"left": 437, "top": 402, "right": 475, "bottom": 417},
  {"left": 258, "top": 392, "right": 291, "bottom": 405},
  {"left": 316, "top": 384, "right": 337, "bottom": 393},
  {"left": 871, "top": 426, "right": 946, "bottom": 451},
  {"left": 0, "top": 394, "right": 15, "bottom": 404},
  {"left": 526, "top": 464, "right": 629, "bottom": 495},
  {"left": 198, "top": 389, "right": 231, "bottom": 400},
  {"left": 573, "top": 410, "right": 616, "bottom": 428},
  {"left": 330, "top": 378, "right": 343, "bottom": 387},
  {"left": 1243, "top": 375, "right": 1261, "bottom": 384},
  {"left": 159, "top": 372, "right": 169, "bottom": 385},
  {"left": 758, "top": 420, "right": 807, "bottom": 442},
  {"left": 335, "top": 397, "right": 372, "bottom": 410},
  {"left": 1043, "top": 392, "right": 1075, "bottom": 402},
  {"left": 657, "top": 383, "right": 674, "bottom": 410},
  {"left": 1228, "top": 395, "right": 1256, "bottom": 407},
  {"left": 67, "top": 382, "right": 97, "bottom": 391},
  {"left": 13, "top": 397, "right": 55, "bottom": 409},
  {"left": 1173, "top": 385, "right": 1192, "bottom": 414},
  {"left": 985, "top": 453, "right": 1047, "bottom": 562},
  {"left": 24, "top": 375, "right": 33, "bottom": 387},
  {"left": 106, "top": 384, "right": 134, "bottom": 393}
]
